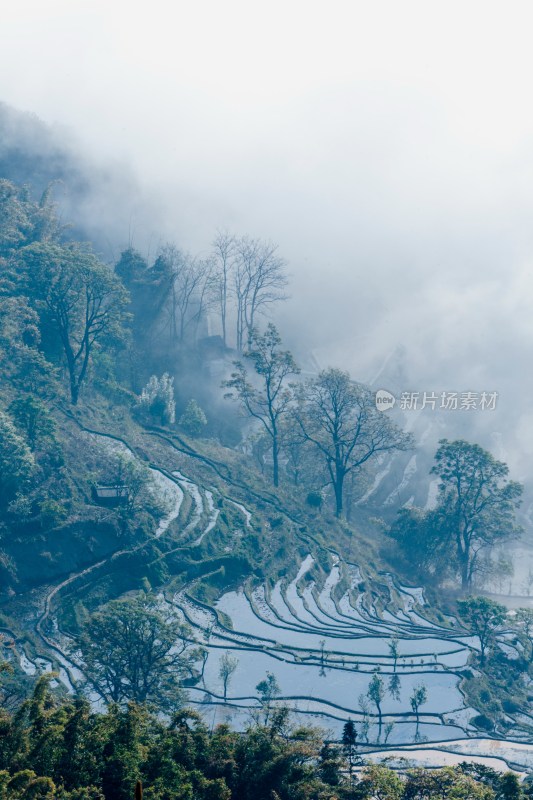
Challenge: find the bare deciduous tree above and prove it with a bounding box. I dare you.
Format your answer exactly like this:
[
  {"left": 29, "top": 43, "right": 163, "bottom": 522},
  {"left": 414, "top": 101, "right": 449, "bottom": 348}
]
[
  {"left": 295, "top": 369, "right": 412, "bottom": 517},
  {"left": 211, "top": 230, "right": 236, "bottom": 347},
  {"left": 156, "top": 245, "right": 213, "bottom": 345},
  {"left": 233, "top": 236, "right": 288, "bottom": 351}
]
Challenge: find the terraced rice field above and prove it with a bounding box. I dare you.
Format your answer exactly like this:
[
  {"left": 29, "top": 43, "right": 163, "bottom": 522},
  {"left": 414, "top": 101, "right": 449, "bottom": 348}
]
[
  {"left": 170, "top": 553, "right": 476, "bottom": 744},
  {"left": 8, "top": 427, "right": 533, "bottom": 772}
]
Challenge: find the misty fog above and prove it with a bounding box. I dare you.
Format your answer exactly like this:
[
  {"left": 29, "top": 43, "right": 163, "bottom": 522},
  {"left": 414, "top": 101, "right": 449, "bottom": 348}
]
[
  {"left": 6, "top": 5, "right": 533, "bottom": 770},
  {"left": 2, "top": 0, "right": 533, "bottom": 476}
]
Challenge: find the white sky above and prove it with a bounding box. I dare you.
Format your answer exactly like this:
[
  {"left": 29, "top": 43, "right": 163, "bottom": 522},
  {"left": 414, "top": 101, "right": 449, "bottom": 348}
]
[{"left": 3, "top": 0, "right": 533, "bottom": 470}]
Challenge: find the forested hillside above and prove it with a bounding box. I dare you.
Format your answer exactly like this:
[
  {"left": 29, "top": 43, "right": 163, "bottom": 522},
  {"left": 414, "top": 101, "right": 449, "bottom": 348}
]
[{"left": 0, "top": 126, "right": 532, "bottom": 798}]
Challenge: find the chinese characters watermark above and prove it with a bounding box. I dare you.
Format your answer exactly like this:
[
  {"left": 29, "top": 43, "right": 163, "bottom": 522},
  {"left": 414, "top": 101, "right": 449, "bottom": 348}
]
[{"left": 375, "top": 389, "right": 498, "bottom": 412}]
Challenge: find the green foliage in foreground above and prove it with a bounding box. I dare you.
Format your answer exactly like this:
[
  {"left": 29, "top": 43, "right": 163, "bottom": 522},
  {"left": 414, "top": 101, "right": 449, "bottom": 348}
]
[{"left": 0, "top": 675, "right": 527, "bottom": 800}]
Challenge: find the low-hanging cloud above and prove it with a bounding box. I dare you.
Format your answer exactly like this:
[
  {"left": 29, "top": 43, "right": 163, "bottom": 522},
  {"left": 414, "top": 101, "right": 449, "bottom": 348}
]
[{"left": 2, "top": 0, "right": 533, "bottom": 479}]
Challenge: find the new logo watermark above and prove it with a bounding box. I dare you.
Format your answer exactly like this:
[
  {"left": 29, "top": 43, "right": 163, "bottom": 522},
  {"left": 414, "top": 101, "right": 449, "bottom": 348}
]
[
  {"left": 375, "top": 389, "right": 498, "bottom": 412},
  {"left": 375, "top": 389, "right": 396, "bottom": 411}
]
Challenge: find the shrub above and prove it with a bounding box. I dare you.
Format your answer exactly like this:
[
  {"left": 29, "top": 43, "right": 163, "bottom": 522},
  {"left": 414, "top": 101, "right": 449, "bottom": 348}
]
[
  {"left": 179, "top": 399, "right": 207, "bottom": 437},
  {"left": 471, "top": 713, "right": 494, "bottom": 731},
  {"left": 503, "top": 698, "right": 521, "bottom": 713},
  {"left": 138, "top": 374, "right": 176, "bottom": 425},
  {"left": 306, "top": 491, "right": 323, "bottom": 509}
]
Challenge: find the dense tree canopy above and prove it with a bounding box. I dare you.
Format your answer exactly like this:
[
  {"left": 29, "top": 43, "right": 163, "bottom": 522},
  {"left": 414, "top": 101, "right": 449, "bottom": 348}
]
[
  {"left": 77, "top": 594, "right": 199, "bottom": 710},
  {"left": 457, "top": 596, "right": 507, "bottom": 666},
  {"left": 432, "top": 440, "right": 522, "bottom": 591},
  {"left": 0, "top": 179, "right": 60, "bottom": 258},
  {"left": 0, "top": 673, "right": 523, "bottom": 800},
  {"left": 0, "top": 410, "right": 35, "bottom": 505},
  {"left": 390, "top": 440, "right": 523, "bottom": 592}
]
